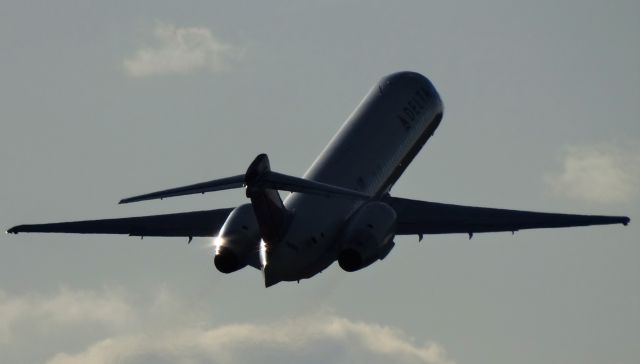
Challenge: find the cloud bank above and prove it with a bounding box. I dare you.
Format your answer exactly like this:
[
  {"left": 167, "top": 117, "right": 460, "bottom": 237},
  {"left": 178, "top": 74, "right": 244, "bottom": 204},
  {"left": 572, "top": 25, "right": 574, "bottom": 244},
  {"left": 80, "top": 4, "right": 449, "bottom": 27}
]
[
  {"left": 123, "top": 22, "right": 243, "bottom": 77},
  {"left": 0, "top": 287, "right": 454, "bottom": 364},
  {"left": 546, "top": 143, "right": 639, "bottom": 204}
]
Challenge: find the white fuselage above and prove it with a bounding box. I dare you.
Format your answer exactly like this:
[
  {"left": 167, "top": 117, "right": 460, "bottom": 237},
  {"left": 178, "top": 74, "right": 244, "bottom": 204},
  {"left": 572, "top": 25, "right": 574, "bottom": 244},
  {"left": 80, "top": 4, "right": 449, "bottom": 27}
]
[{"left": 263, "top": 72, "right": 443, "bottom": 285}]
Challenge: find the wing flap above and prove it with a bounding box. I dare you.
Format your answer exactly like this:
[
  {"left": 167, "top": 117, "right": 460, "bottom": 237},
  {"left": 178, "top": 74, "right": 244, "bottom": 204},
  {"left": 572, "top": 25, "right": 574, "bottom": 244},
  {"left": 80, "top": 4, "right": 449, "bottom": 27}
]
[
  {"left": 388, "top": 197, "right": 630, "bottom": 235},
  {"left": 7, "top": 208, "right": 234, "bottom": 237}
]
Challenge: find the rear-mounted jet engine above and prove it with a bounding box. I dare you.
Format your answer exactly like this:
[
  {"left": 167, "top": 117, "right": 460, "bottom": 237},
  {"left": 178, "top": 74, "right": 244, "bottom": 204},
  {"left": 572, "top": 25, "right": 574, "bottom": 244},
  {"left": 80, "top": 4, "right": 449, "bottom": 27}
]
[
  {"left": 338, "top": 201, "right": 397, "bottom": 272},
  {"left": 214, "top": 204, "right": 261, "bottom": 273}
]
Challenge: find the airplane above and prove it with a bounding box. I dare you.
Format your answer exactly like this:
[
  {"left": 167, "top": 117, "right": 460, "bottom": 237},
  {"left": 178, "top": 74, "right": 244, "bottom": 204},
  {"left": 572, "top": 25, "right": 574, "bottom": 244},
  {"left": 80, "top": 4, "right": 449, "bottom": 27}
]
[{"left": 7, "top": 71, "right": 630, "bottom": 287}]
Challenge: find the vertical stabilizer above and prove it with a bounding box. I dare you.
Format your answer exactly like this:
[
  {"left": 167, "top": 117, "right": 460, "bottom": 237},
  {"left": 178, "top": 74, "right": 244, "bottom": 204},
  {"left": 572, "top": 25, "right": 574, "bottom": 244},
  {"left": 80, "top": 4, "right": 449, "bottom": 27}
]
[{"left": 244, "top": 154, "right": 288, "bottom": 244}]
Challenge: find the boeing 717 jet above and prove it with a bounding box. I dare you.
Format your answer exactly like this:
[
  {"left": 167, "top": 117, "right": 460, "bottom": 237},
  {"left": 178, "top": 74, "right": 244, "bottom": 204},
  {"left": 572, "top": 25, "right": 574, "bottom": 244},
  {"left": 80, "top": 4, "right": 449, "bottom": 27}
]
[{"left": 8, "top": 72, "right": 630, "bottom": 287}]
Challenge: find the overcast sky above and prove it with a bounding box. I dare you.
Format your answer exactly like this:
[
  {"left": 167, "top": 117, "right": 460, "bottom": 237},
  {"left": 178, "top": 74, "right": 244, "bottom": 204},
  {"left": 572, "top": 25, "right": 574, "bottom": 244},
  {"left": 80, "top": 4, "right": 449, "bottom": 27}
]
[{"left": 1, "top": 1, "right": 638, "bottom": 363}]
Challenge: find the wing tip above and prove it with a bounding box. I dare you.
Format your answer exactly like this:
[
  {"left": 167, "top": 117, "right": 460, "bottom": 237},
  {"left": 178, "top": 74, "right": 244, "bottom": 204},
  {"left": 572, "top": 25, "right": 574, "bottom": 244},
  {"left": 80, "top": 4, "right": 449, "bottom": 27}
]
[
  {"left": 118, "top": 196, "right": 137, "bottom": 204},
  {"left": 119, "top": 197, "right": 142, "bottom": 204},
  {"left": 6, "top": 226, "right": 19, "bottom": 234},
  {"left": 119, "top": 195, "right": 166, "bottom": 205}
]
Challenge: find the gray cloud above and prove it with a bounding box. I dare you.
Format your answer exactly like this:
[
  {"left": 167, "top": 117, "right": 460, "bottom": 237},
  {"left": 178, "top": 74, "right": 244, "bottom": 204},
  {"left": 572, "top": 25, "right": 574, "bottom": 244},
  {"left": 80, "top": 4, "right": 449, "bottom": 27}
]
[
  {"left": 545, "top": 143, "right": 639, "bottom": 204},
  {"left": 123, "top": 22, "right": 243, "bottom": 77},
  {"left": 0, "top": 288, "right": 454, "bottom": 364}
]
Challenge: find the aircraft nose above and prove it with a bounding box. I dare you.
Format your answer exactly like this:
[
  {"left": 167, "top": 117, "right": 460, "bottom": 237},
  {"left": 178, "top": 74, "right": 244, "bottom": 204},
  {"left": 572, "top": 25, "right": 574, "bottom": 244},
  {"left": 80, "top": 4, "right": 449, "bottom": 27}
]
[
  {"left": 379, "top": 71, "right": 437, "bottom": 95},
  {"left": 382, "top": 71, "right": 428, "bottom": 85}
]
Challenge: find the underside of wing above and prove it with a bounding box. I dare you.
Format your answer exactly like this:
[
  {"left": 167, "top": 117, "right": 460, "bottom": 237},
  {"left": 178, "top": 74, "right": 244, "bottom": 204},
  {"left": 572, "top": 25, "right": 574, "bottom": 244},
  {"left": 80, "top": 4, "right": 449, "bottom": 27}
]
[
  {"left": 388, "top": 197, "right": 630, "bottom": 235},
  {"left": 7, "top": 208, "right": 234, "bottom": 237}
]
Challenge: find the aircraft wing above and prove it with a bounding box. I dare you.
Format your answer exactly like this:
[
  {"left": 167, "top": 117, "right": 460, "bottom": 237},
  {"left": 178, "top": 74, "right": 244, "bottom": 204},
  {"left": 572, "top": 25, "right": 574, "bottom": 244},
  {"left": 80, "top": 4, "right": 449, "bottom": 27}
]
[
  {"left": 7, "top": 208, "right": 234, "bottom": 237},
  {"left": 388, "top": 197, "right": 630, "bottom": 236}
]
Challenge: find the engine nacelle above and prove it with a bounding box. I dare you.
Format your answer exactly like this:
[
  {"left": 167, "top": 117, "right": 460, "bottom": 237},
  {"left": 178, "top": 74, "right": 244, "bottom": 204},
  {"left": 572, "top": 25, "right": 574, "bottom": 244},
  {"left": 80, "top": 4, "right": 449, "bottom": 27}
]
[
  {"left": 214, "top": 204, "right": 261, "bottom": 273},
  {"left": 338, "top": 201, "right": 397, "bottom": 272}
]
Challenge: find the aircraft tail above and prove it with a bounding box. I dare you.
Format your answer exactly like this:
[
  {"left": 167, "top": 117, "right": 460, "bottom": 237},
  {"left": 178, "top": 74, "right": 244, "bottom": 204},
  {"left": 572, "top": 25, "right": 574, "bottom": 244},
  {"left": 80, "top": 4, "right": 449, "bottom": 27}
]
[
  {"left": 119, "top": 155, "right": 369, "bottom": 205},
  {"left": 244, "top": 154, "right": 288, "bottom": 243},
  {"left": 118, "top": 153, "right": 371, "bottom": 244}
]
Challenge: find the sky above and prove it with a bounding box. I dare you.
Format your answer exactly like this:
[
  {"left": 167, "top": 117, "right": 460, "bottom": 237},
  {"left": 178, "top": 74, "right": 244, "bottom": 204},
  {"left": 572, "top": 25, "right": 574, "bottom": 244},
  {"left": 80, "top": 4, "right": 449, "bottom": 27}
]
[{"left": 1, "top": 1, "right": 638, "bottom": 363}]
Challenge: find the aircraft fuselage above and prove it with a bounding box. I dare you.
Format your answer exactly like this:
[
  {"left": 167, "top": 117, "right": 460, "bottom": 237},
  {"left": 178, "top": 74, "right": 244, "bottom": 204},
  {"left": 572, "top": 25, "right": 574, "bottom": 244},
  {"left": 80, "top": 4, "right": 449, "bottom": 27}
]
[{"left": 264, "top": 72, "right": 444, "bottom": 286}]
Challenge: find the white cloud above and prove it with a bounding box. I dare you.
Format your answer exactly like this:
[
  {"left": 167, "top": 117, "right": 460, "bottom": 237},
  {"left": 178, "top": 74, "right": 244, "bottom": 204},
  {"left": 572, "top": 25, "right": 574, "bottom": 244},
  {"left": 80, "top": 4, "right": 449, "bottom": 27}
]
[
  {"left": 0, "top": 287, "right": 133, "bottom": 344},
  {"left": 123, "top": 22, "right": 243, "bottom": 77},
  {"left": 47, "top": 316, "right": 453, "bottom": 364},
  {"left": 545, "top": 143, "right": 639, "bottom": 204},
  {"left": 0, "top": 288, "right": 454, "bottom": 364}
]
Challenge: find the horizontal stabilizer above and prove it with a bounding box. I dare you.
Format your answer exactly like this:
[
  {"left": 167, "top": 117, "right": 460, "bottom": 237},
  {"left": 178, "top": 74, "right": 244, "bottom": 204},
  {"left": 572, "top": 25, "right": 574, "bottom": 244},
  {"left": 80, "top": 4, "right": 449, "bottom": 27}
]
[
  {"left": 260, "top": 171, "right": 370, "bottom": 199},
  {"left": 119, "top": 175, "right": 245, "bottom": 204},
  {"left": 119, "top": 171, "right": 369, "bottom": 204}
]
